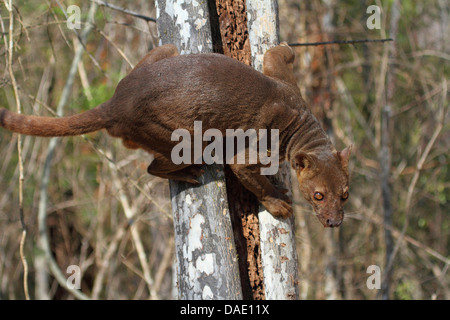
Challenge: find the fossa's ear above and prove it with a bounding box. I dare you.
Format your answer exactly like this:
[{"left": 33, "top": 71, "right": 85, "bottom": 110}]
[
  {"left": 292, "top": 152, "right": 316, "bottom": 172},
  {"left": 337, "top": 145, "right": 352, "bottom": 171}
]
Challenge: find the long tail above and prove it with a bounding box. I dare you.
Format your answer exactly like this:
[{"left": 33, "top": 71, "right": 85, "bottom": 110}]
[{"left": 0, "top": 103, "right": 109, "bottom": 137}]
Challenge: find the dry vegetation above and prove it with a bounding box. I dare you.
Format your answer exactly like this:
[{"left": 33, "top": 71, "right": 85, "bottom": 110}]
[{"left": 0, "top": 0, "right": 448, "bottom": 299}]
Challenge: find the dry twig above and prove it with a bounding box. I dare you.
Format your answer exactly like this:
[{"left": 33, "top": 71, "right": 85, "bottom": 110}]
[
  {"left": 91, "top": 0, "right": 156, "bottom": 22},
  {"left": 2, "top": 0, "right": 29, "bottom": 300}
]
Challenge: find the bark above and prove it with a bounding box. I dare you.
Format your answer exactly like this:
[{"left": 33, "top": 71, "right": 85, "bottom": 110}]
[
  {"left": 157, "top": 0, "right": 299, "bottom": 300},
  {"left": 246, "top": 0, "right": 299, "bottom": 300},
  {"left": 156, "top": 0, "right": 242, "bottom": 300},
  {"left": 170, "top": 165, "right": 242, "bottom": 299},
  {"left": 215, "top": 0, "right": 265, "bottom": 300}
]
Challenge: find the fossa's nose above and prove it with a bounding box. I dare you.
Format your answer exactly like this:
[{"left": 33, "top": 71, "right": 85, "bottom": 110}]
[{"left": 326, "top": 217, "right": 342, "bottom": 228}]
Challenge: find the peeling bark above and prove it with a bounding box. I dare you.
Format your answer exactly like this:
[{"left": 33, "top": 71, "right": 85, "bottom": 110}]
[
  {"left": 156, "top": 0, "right": 242, "bottom": 300},
  {"left": 170, "top": 165, "right": 242, "bottom": 299},
  {"left": 258, "top": 163, "right": 299, "bottom": 300},
  {"left": 246, "top": 0, "right": 279, "bottom": 67},
  {"left": 156, "top": 0, "right": 213, "bottom": 54},
  {"left": 246, "top": 0, "right": 300, "bottom": 300}
]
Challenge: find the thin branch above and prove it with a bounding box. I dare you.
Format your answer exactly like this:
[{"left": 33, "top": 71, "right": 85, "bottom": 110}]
[
  {"left": 91, "top": 0, "right": 157, "bottom": 23},
  {"left": 152, "top": 236, "right": 174, "bottom": 296},
  {"left": 347, "top": 213, "right": 450, "bottom": 266},
  {"left": 3, "top": 0, "right": 29, "bottom": 300},
  {"left": 385, "top": 104, "right": 445, "bottom": 274},
  {"left": 105, "top": 150, "right": 158, "bottom": 299},
  {"left": 37, "top": 1, "right": 99, "bottom": 301},
  {"left": 75, "top": 39, "right": 93, "bottom": 101},
  {"left": 96, "top": 28, "right": 134, "bottom": 68},
  {"left": 19, "top": 230, "right": 29, "bottom": 299},
  {"left": 288, "top": 38, "right": 393, "bottom": 47},
  {"left": 336, "top": 76, "right": 377, "bottom": 151},
  {"left": 91, "top": 218, "right": 129, "bottom": 299},
  {"left": 82, "top": 137, "right": 171, "bottom": 218}
]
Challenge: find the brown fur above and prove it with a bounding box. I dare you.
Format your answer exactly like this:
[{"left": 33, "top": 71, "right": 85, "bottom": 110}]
[{"left": 0, "top": 44, "right": 351, "bottom": 227}]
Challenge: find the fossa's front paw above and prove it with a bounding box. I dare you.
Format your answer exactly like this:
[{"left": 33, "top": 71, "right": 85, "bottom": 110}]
[
  {"left": 274, "top": 186, "right": 291, "bottom": 201},
  {"left": 261, "top": 196, "right": 293, "bottom": 219}
]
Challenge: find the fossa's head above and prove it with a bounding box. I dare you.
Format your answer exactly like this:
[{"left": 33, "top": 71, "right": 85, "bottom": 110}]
[{"left": 292, "top": 146, "right": 352, "bottom": 227}]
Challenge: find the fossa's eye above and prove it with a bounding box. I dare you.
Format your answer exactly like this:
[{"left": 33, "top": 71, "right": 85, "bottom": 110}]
[
  {"left": 342, "top": 191, "right": 349, "bottom": 201},
  {"left": 314, "top": 192, "right": 324, "bottom": 201}
]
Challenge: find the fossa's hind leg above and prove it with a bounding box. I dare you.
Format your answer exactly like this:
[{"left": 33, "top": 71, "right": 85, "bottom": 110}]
[
  {"left": 262, "top": 43, "right": 299, "bottom": 91},
  {"left": 112, "top": 45, "right": 180, "bottom": 149},
  {"left": 147, "top": 153, "right": 204, "bottom": 184}
]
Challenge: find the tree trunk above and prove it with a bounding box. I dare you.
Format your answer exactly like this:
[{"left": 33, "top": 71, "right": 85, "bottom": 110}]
[
  {"left": 156, "top": 0, "right": 299, "bottom": 300},
  {"left": 246, "top": 0, "right": 299, "bottom": 300},
  {"left": 156, "top": 0, "right": 242, "bottom": 300},
  {"left": 215, "top": 0, "right": 265, "bottom": 300}
]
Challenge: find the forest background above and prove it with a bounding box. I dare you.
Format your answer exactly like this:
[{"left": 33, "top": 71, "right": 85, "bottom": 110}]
[{"left": 0, "top": 0, "right": 448, "bottom": 300}]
